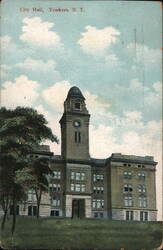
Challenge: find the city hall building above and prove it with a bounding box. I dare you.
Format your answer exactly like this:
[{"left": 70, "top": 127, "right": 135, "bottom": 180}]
[{"left": 3, "top": 87, "right": 158, "bottom": 221}]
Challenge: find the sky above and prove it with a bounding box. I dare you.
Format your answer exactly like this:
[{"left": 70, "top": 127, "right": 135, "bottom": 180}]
[{"left": 0, "top": 0, "right": 162, "bottom": 220}]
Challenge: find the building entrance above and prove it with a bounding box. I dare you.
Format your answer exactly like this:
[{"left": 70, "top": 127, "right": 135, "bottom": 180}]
[{"left": 72, "top": 199, "right": 85, "bottom": 218}]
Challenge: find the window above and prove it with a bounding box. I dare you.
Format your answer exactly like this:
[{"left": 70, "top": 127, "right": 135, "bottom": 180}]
[
  {"left": 70, "top": 183, "right": 86, "bottom": 192},
  {"left": 139, "top": 196, "right": 147, "bottom": 208},
  {"left": 93, "top": 186, "right": 104, "bottom": 194},
  {"left": 93, "top": 174, "right": 104, "bottom": 182},
  {"left": 94, "top": 212, "right": 98, "bottom": 218},
  {"left": 49, "top": 183, "right": 61, "bottom": 192},
  {"left": 124, "top": 196, "right": 133, "bottom": 207},
  {"left": 92, "top": 199, "right": 104, "bottom": 209},
  {"left": 124, "top": 172, "right": 132, "bottom": 179},
  {"left": 126, "top": 211, "right": 133, "bottom": 220},
  {"left": 94, "top": 212, "right": 104, "bottom": 218},
  {"left": 53, "top": 171, "right": 61, "bottom": 179},
  {"left": 9, "top": 205, "right": 19, "bottom": 215},
  {"left": 51, "top": 197, "right": 60, "bottom": 207},
  {"left": 75, "top": 131, "right": 81, "bottom": 143},
  {"left": 76, "top": 172, "right": 80, "bottom": 180},
  {"left": 123, "top": 184, "right": 133, "bottom": 192},
  {"left": 138, "top": 184, "right": 146, "bottom": 193},
  {"left": 51, "top": 210, "right": 60, "bottom": 216},
  {"left": 71, "top": 172, "right": 85, "bottom": 181},
  {"left": 138, "top": 172, "right": 145, "bottom": 180},
  {"left": 140, "top": 211, "right": 148, "bottom": 221},
  {"left": 28, "top": 206, "right": 37, "bottom": 216},
  {"left": 75, "top": 102, "right": 81, "bottom": 110},
  {"left": 28, "top": 191, "right": 37, "bottom": 202}
]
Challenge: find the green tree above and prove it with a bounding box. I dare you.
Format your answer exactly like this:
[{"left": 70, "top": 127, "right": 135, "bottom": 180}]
[
  {"left": 0, "top": 107, "right": 58, "bottom": 233},
  {"left": 29, "top": 157, "right": 52, "bottom": 218}
]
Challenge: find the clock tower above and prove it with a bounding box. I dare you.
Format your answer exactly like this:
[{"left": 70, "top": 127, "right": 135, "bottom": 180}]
[{"left": 59, "top": 86, "right": 90, "bottom": 161}]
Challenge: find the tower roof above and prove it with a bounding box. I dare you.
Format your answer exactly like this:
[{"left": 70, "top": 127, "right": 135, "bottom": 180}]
[{"left": 67, "top": 86, "right": 85, "bottom": 100}]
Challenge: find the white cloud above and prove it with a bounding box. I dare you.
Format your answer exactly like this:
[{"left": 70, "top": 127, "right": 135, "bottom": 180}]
[
  {"left": 20, "top": 17, "right": 62, "bottom": 47},
  {"left": 0, "top": 64, "right": 11, "bottom": 78},
  {"left": 42, "top": 81, "right": 111, "bottom": 116},
  {"left": 35, "top": 104, "right": 61, "bottom": 155},
  {"left": 16, "top": 58, "right": 56, "bottom": 72},
  {"left": 78, "top": 26, "right": 120, "bottom": 55},
  {"left": 42, "top": 81, "right": 72, "bottom": 112},
  {"left": 105, "top": 53, "right": 123, "bottom": 68},
  {"left": 127, "top": 43, "right": 161, "bottom": 66},
  {"left": 1, "top": 75, "right": 39, "bottom": 108},
  {"left": 0, "top": 35, "right": 11, "bottom": 50}
]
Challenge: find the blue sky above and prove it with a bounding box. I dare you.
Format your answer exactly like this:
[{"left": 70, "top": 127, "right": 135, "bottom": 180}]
[{"left": 1, "top": 0, "right": 162, "bottom": 219}]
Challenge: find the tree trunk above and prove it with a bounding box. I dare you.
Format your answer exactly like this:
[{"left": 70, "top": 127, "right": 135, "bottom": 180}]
[
  {"left": 1, "top": 209, "right": 8, "bottom": 231},
  {"left": 35, "top": 190, "right": 42, "bottom": 219},
  {"left": 11, "top": 201, "right": 16, "bottom": 235}
]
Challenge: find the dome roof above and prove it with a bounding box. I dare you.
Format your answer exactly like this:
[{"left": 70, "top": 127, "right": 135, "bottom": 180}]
[{"left": 67, "top": 86, "right": 85, "bottom": 100}]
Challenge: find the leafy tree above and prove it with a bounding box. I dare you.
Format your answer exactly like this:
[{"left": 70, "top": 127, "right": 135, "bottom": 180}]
[
  {"left": 29, "top": 157, "right": 52, "bottom": 218},
  {"left": 0, "top": 107, "right": 58, "bottom": 233}
]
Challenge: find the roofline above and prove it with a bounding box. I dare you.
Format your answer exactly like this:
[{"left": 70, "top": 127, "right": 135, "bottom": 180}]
[{"left": 106, "top": 157, "right": 157, "bottom": 166}]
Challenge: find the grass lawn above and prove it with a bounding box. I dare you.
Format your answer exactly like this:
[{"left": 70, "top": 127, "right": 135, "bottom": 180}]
[{"left": 0, "top": 216, "right": 162, "bottom": 249}]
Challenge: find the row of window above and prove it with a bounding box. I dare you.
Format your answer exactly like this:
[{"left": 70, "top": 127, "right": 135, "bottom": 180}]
[
  {"left": 126, "top": 211, "right": 148, "bottom": 221},
  {"left": 123, "top": 163, "right": 146, "bottom": 168},
  {"left": 49, "top": 183, "right": 61, "bottom": 192},
  {"left": 92, "top": 199, "right": 104, "bottom": 209},
  {"left": 51, "top": 199, "right": 105, "bottom": 209},
  {"left": 52, "top": 171, "right": 146, "bottom": 181},
  {"left": 71, "top": 172, "right": 85, "bottom": 181},
  {"left": 93, "top": 174, "right": 104, "bottom": 182},
  {"left": 8, "top": 205, "right": 148, "bottom": 221},
  {"left": 71, "top": 183, "right": 86, "bottom": 192},
  {"left": 123, "top": 184, "right": 146, "bottom": 193},
  {"left": 124, "top": 196, "right": 147, "bottom": 208},
  {"left": 93, "top": 186, "right": 104, "bottom": 194},
  {"left": 124, "top": 172, "right": 145, "bottom": 179}
]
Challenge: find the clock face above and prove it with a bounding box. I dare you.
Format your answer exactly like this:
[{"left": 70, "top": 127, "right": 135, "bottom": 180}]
[{"left": 73, "top": 121, "right": 81, "bottom": 127}]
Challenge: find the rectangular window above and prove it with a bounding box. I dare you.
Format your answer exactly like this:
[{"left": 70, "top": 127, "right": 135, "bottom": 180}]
[
  {"left": 92, "top": 199, "right": 104, "bottom": 209},
  {"left": 28, "top": 206, "right": 37, "bottom": 216},
  {"left": 140, "top": 211, "right": 148, "bottom": 221},
  {"left": 138, "top": 172, "right": 145, "bottom": 180},
  {"left": 138, "top": 184, "right": 146, "bottom": 193},
  {"left": 51, "top": 210, "right": 60, "bottom": 216},
  {"left": 75, "top": 102, "right": 81, "bottom": 110},
  {"left": 78, "top": 132, "right": 81, "bottom": 143},
  {"left": 124, "top": 196, "right": 133, "bottom": 207},
  {"left": 53, "top": 171, "right": 61, "bottom": 179},
  {"left": 51, "top": 198, "right": 60, "bottom": 207},
  {"left": 124, "top": 184, "right": 133, "bottom": 192},
  {"left": 126, "top": 211, "right": 133, "bottom": 220},
  {"left": 71, "top": 172, "right": 85, "bottom": 181},
  {"left": 139, "top": 197, "right": 147, "bottom": 208},
  {"left": 93, "top": 174, "right": 104, "bottom": 182},
  {"left": 93, "top": 186, "right": 104, "bottom": 194},
  {"left": 28, "top": 191, "right": 37, "bottom": 202},
  {"left": 81, "top": 172, "right": 85, "bottom": 180},
  {"left": 71, "top": 183, "right": 75, "bottom": 191},
  {"left": 124, "top": 172, "right": 132, "bottom": 179},
  {"left": 49, "top": 183, "right": 61, "bottom": 192},
  {"left": 75, "top": 132, "right": 81, "bottom": 143},
  {"left": 71, "top": 172, "right": 75, "bottom": 180},
  {"left": 76, "top": 172, "right": 80, "bottom": 180},
  {"left": 70, "top": 183, "right": 85, "bottom": 192},
  {"left": 75, "top": 131, "right": 77, "bottom": 143}
]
